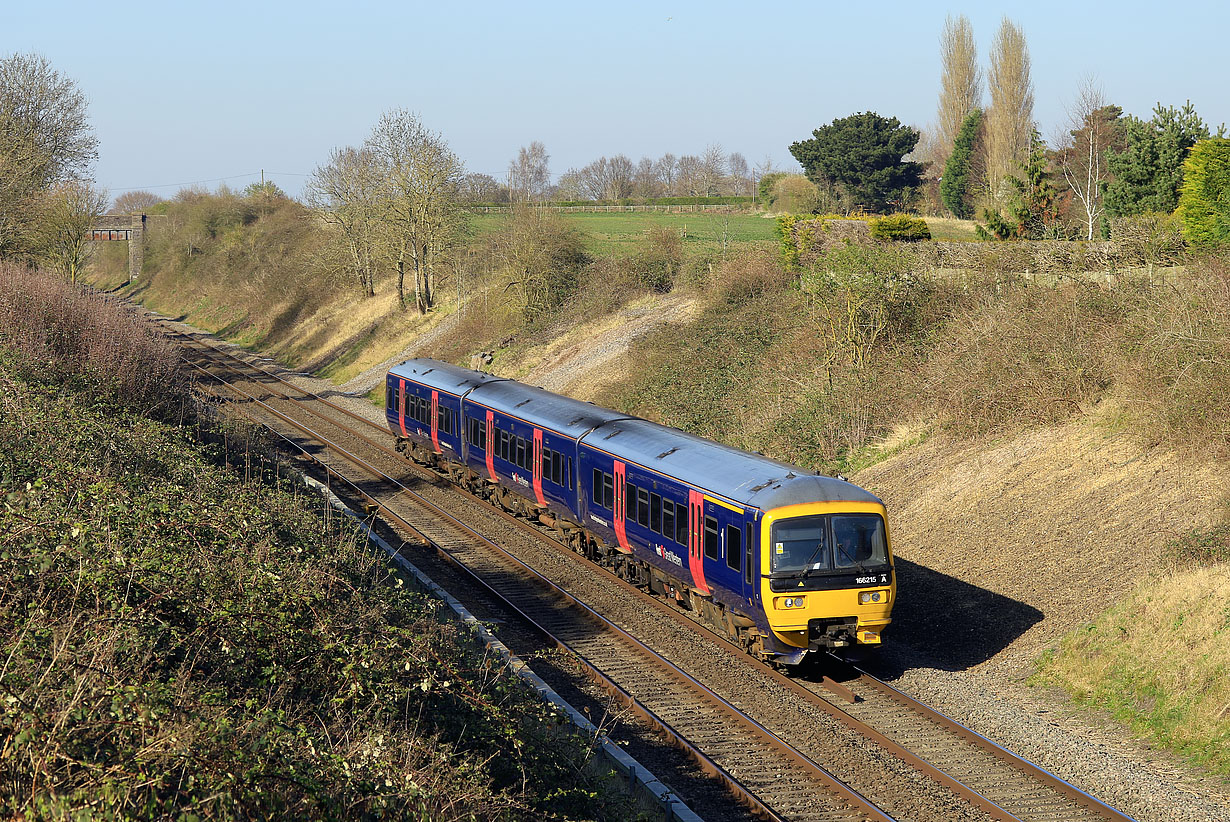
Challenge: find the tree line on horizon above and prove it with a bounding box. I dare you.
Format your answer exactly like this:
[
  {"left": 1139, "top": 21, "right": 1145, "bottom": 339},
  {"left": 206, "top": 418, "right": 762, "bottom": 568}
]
[{"left": 3, "top": 30, "right": 1229, "bottom": 308}]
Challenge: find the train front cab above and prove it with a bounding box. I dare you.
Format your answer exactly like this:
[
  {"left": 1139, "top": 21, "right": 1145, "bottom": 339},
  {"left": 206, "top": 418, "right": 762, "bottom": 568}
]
[{"left": 759, "top": 500, "right": 895, "bottom": 657}]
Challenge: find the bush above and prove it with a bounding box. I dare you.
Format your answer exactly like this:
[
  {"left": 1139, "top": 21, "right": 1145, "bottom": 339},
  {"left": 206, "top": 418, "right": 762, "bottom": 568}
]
[
  {"left": 632, "top": 225, "right": 683, "bottom": 292},
  {"left": 706, "top": 248, "right": 793, "bottom": 304},
  {"left": 495, "top": 207, "right": 590, "bottom": 322},
  {"left": 1114, "top": 255, "right": 1230, "bottom": 454},
  {"left": 921, "top": 282, "right": 1120, "bottom": 432},
  {"left": 0, "top": 370, "right": 627, "bottom": 820},
  {"left": 0, "top": 263, "right": 190, "bottom": 419},
  {"left": 1177, "top": 138, "right": 1230, "bottom": 249},
  {"left": 869, "top": 214, "right": 932, "bottom": 242},
  {"left": 769, "top": 175, "right": 823, "bottom": 214},
  {"left": 1109, "top": 212, "right": 1186, "bottom": 266}
]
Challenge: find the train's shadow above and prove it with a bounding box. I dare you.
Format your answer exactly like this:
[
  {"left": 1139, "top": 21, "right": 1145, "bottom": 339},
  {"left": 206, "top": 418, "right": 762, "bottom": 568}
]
[{"left": 813, "top": 557, "right": 1044, "bottom": 680}]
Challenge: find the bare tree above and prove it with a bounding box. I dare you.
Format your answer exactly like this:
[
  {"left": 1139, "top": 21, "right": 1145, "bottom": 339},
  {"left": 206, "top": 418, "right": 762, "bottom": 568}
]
[
  {"left": 556, "top": 168, "right": 584, "bottom": 201},
  {"left": 656, "top": 153, "right": 678, "bottom": 194},
  {"left": 727, "top": 152, "right": 750, "bottom": 196},
  {"left": 633, "top": 156, "right": 662, "bottom": 198},
  {"left": 111, "top": 190, "right": 163, "bottom": 214},
  {"left": 1054, "top": 78, "right": 1123, "bottom": 240},
  {"left": 935, "top": 15, "right": 981, "bottom": 168},
  {"left": 698, "top": 143, "right": 727, "bottom": 196},
  {"left": 0, "top": 52, "right": 98, "bottom": 258},
  {"left": 305, "top": 145, "right": 381, "bottom": 297},
  {"left": 367, "top": 109, "right": 466, "bottom": 312},
  {"left": 574, "top": 155, "right": 634, "bottom": 200},
  {"left": 675, "top": 155, "right": 702, "bottom": 196},
  {"left": 507, "top": 141, "right": 550, "bottom": 202},
  {"left": 985, "top": 17, "right": 1034, "bottom": 202},
  {"left": 33, "top": 180, "right": 107, "bottom": 283},
  {"left": 458, "top": 172, "right": 508, "bottom": 204}
]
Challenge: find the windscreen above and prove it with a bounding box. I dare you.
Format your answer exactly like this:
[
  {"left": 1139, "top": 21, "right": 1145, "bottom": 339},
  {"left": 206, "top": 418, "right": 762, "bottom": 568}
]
[
  {"left": 770, "top": 513, "right": 887, "bottom": 575},
  {"left": 770, "top": 515, "right": 828, "bottom": 574}
]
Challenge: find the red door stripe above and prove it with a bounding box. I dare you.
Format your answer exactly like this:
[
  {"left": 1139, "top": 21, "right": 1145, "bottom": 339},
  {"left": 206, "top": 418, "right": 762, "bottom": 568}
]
[
  {"left": 485, "top": 410, "right": 496, "bottom": 481},
  {"left": 688, "top": 489, "right": 710, "bottom": 595},
  {"left": 397, "top": 379, "right": 408, "bottom": 437},
  {"left": 613, "top": 461, "right": 630, "bottom": 552},
  {"left": 430, "top": 390, "right": 440, "bottom": 453},
  {"left": 532, "top": 429, "right": 546, "bottom": 506}
]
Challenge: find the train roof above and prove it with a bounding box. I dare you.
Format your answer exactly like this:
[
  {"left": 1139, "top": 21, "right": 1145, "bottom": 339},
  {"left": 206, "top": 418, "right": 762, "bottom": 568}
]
[
  {"left": 388, "top": 359, "right": 881, "bottom": 512},
  {"left": 581, "top": 418, "right": 881, "bottom": 512},
  {"left": 388, "top": 359, "right": 507, "bottom": 396},
  {"left": 466, "top": 379, "right": 633, "bottom": 439}
]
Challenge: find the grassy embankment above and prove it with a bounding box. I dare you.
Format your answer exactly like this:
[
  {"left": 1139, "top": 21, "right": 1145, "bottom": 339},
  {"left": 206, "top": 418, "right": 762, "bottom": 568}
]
[
  {"left": 88, "top": 192, "right": 1230, "bottom": 775},
  {"left": 0, "top": 264, "right": 637, "bottom": 819}
]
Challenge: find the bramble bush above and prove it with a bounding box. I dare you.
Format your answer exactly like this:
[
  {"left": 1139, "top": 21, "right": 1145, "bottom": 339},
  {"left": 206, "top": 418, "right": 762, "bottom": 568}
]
[
  {"left": 0, "top": 278, "right": 632, "bottom": 820},
  {"left": 0, "top": 365, "right": 630, "bottom": 820},
  {"left": 0, "top": 263, "right": 190, "bottom": 419}
]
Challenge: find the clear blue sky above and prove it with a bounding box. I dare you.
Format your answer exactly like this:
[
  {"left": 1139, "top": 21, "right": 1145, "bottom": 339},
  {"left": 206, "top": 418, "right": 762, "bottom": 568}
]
[{"left": 5, "top": 1, "right": 1227, "bottom": 201}]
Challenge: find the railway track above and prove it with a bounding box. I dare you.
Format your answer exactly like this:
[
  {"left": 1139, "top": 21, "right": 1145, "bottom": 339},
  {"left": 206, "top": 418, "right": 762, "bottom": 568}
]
[{"left": 150, "top": 313, "right": 1138, "bottom": 822}]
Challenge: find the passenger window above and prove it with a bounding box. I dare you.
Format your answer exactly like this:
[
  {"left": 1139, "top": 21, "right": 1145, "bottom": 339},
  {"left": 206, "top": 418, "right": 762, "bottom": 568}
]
[
  {"left": 567, "top": 457, "right": 573, "bottom": 489},
  {"left": 704, "top": 516, "right": 719, "bottom": 560},
  {"left": 637, "top": 488, "right": 649, "bottom": 527},
  {"left": 592, "top": 468, "right": 602, "bottom": 505},
  {"left": 675, "top": 502, "right": 689, "bottom": 545},
  {"left": 386, "top": 384, "right": 394, "bottom": 409},
  {"left": 516, "top": 437, "right": 526, "bottom": 469},
  {"left": 603, "top": 472, "right": 614, "bottom": 509},
  {"left": 726, "top": 524, "right": 741, "bottom": 571},
  {"left": 650, "top": 493, "right": 661, "bottom": 533},
  {"left": 662, "top": 502, "right": 675, "bottom": 542}
]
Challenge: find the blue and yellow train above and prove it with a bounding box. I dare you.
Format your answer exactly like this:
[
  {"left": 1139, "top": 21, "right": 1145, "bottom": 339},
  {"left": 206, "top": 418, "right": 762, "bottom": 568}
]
[{"left": 386, "top": 358, "right": 895, "bottom": 663}]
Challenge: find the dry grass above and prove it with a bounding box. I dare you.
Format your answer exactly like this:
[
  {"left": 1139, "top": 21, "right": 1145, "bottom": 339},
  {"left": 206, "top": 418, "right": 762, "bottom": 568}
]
[
  {"left": 923, "top": 216, "right": 980, "bottom": 241},
  {"left": 1034, "top": 562, "right": 1230, "bottom": 773}
]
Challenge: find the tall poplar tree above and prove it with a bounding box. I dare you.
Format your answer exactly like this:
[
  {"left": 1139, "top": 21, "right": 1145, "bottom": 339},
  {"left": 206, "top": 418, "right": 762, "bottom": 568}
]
[
  {"left": 985, "top": 18, "right": 1034, "bottom": 204},
  {"left": 935, "top": 15, "right": 981, "bottom": 168}
]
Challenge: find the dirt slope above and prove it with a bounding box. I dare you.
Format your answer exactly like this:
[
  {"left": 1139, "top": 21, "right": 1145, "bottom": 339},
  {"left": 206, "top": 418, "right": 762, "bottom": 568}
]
[
  {"left": 510, "top": 293, "right": 699, "bottom": 400},
  {"left": 854, "top": 417, "right": 1227, "bottom": 677}
]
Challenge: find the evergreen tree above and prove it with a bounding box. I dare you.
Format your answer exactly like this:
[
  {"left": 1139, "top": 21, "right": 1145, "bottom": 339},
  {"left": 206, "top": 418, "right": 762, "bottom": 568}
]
[
  {"left": 977, "top": 131, "right": 1060, "bottom": 240},
  {"left": 1176, "top": 138, "right": 1230, "bottom": 249},
  {"left": 941, "top": 109, "right": 983, "bottom": 218},
  {"left": 1104, "top": 101, "right": 1213, "bottom": 217},
  {"left": 789, "top": 112, "right": 924, "bottom": 213}
]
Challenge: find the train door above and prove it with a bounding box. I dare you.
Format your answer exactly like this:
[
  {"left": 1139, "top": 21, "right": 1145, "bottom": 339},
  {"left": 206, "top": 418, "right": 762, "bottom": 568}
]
[
  {"left": 397, "top": 379, "right": 408, "bottom": 437},
  {"left": 687, "top": 490, "right": 711, "bottom": 595},
  {"left": 531, "top": 429, "right": 546, "bottom": 506},
  {"left": 743, "top": 517, "right": 760, "bottom": 606},
  {"left": 429, "top": 390, "right": 440, "bottom": 453},
  {"left": 484, "top": 410, "right": 496, "bottom": 480},
  {"left": 613, "top": 460, "right": 629, "bottom": 552}
]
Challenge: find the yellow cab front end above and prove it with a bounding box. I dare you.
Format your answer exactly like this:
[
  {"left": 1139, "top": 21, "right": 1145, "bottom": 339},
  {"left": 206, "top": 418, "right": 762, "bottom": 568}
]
[{"left": 760, "top": 500, "right": 895, "bottom": 654}]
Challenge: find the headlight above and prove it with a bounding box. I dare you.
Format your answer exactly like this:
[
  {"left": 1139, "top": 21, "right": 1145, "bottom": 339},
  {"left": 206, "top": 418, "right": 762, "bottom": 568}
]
[
  {"left": 777, "top": 597, "right": 806, "bottom": 609},
  {"left": 859, "top": 591, "right": 885, "bottom": 604}
]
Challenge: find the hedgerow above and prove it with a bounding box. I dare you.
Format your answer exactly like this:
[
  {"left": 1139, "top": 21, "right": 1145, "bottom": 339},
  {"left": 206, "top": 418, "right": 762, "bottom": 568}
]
[{"left": 0, "top": 362, "right": 628, "bottom": 820}]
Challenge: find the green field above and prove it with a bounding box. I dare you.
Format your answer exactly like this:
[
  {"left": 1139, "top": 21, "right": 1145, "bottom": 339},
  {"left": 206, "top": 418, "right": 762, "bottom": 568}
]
[{"left": 467, "top": 210, "right": 779, "bottom": 256}]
